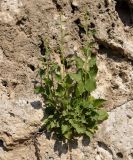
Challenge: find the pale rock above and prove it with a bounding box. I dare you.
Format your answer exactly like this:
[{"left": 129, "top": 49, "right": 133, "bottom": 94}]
[
  {"left": 0, "top": 0, "right": 23, "bottom": 23},
  {"left": 0, "top": 0, "right": 133, "bottom": 159}
]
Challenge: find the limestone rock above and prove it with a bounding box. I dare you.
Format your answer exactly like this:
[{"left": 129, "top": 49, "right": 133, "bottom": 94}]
[
  {"left": 96, "top": 100, "right": 133, "bottom": 160},
  {"left": 0, "top": 0, "right": 23, "bottom": 23},
  {"left": 0, "top": 0, "right": 133, "bottom": 159}
]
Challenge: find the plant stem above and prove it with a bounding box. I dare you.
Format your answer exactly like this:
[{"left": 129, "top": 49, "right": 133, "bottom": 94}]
[
  {"left": 68, "top": 141, "right": 72, "bottom": 160},
  {"left": 60, "top": 14, "right": 66, "bottom": 79}
]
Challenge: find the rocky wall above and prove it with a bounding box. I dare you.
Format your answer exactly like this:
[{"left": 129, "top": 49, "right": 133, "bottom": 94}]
[{"left": 0, "top": 0, "right": 133, "bottom": 159}]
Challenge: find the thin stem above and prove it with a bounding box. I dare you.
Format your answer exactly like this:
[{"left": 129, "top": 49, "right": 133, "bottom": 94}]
[
  {"left": 60, "top": 14, "right": 65, "bottom": 79},
  {"left": 68, "top": 141, "right": 72, "bottom": 160}
]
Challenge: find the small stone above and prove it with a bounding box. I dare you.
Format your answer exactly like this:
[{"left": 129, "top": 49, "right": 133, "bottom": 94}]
[{"left": 72, "top": 0, "right": 79, "bottom": 7}]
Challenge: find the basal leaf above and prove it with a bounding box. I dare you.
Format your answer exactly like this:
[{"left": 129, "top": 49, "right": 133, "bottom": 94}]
[
  {"left": 69, "top": 119, "right": 86, "bottom": 134},
  {"left": 85, "top": 131, "right": 93, "bottom": 138},
  {"left": 97, "top": 109, "right": 108, "bottom": 122},
  {"left": 93, "top": 99, "right": 106, "bottom": 108},
  {"left": 64, "top": 130, "right": 72, "bottom": 139},
  {"left": 50, "top": 121, "right": 57, "bottom": 129},
  {"left": 61, "top": 125, "right": 71, "bottom": 134},
  {"left": 80, "top": 115, "right": 87, "bottom": 124},
  {"left": 88, "top": 96, "right": 95, "bottom": 103},
  {"left": 76, "top": 125, "right": 86, "bottom": 134}
]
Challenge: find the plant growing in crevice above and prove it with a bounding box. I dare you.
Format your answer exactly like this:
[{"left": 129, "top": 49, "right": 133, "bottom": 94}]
[{"left": 35, "top": 13, "right": 108, "bottom": 143}]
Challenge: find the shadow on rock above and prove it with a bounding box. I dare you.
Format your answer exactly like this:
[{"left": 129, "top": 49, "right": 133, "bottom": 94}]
[
  {"left": 40, "top": 130, "right": 90, "bottom": 157},
  {"left": 30, "top": 101, "right": 42, "bottom": 110}
]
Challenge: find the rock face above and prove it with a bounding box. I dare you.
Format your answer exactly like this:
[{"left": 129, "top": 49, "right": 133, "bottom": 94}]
[{"left": 0, "top": 0, "right": 133, "bottom": 159}]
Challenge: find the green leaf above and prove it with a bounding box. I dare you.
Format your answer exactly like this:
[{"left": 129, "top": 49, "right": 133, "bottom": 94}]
[
  {"left": 69, "top": 119, "right": 86, "bottom": 134},
  {"left": 76, "top": 81, "right": 85, "bottom": 96},
  {"left": 45, "top": 77, "right": 53, "bottom": 84},
  {"left": 43, "top": 115, "right": 54, "bottom": 125},
  {"left": 89, "top": 56, "right": 96, "bottom": 68},
  {"left": 64, "top": 130, "right": 72, "bottom": 139},
  {"left": 85, "top": 130, "right": 93, "bottom": 138},
  {"left": 34, "top": 86, "right": 45, "bottom": 94},
  {"left": 62, "top": 110, "right": 68, "bottom": 116},
  {"left": 55, "top": 84, "right": 65, "bottom": 97},
  {"left": 88, "top": 96, "right": 95, "bottom": 103},
  {"left": 61, "top": 125, "right": 71, "bottom": 134},
  {"left": 42, "top": 118, "right": 49, "bottom": 125},
  {"left": 97, "top": 109, "right": 108, "bottom": 122},
  {"left": 76, "top": 126, "right": 86, "bottom": 134},
  {"left": 50, "top": 120, "right": 57, "bottom": 129},
  {"left": 75, "top": 106, "right": 81, "bottom": 116},
  {"left": 65, "top": 74, "right": 73, "bottom": 86},
  {"left": 69, "top": 72, "right": 82, "bottom": 82},
  {"left": 82, "top": 47, "right": 91, "bottom": 57},
  {"left": 93, "top": 99, "right": 106, "bottom": 107},
  {"left": 89, "top": 65, "right": 98, "bottom": 79},
  {"left": 55, "top": 73, "right": 62, "bottom": 82},
  {"left": 80, "top": 115, "right": 87, "bottom": 124},
  {"left": 75, "top": 56, "right": 84, "bottom": 69},
  {"left": 85, "top": 77, "right": 96, "bottom": 92},
  {"left": 51, "top": 63, "right": 59, "bottom": 70},
  {"left": 38, "top": 69, "right": 45, "bottom": 78}
]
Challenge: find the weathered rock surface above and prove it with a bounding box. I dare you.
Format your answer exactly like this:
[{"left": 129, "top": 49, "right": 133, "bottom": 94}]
[
  {"left": 1, "top": 101, "right": 132, "bottom": 160},
  {"left": 0, "top": 0, "right": 133, "bottom": 159}
]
